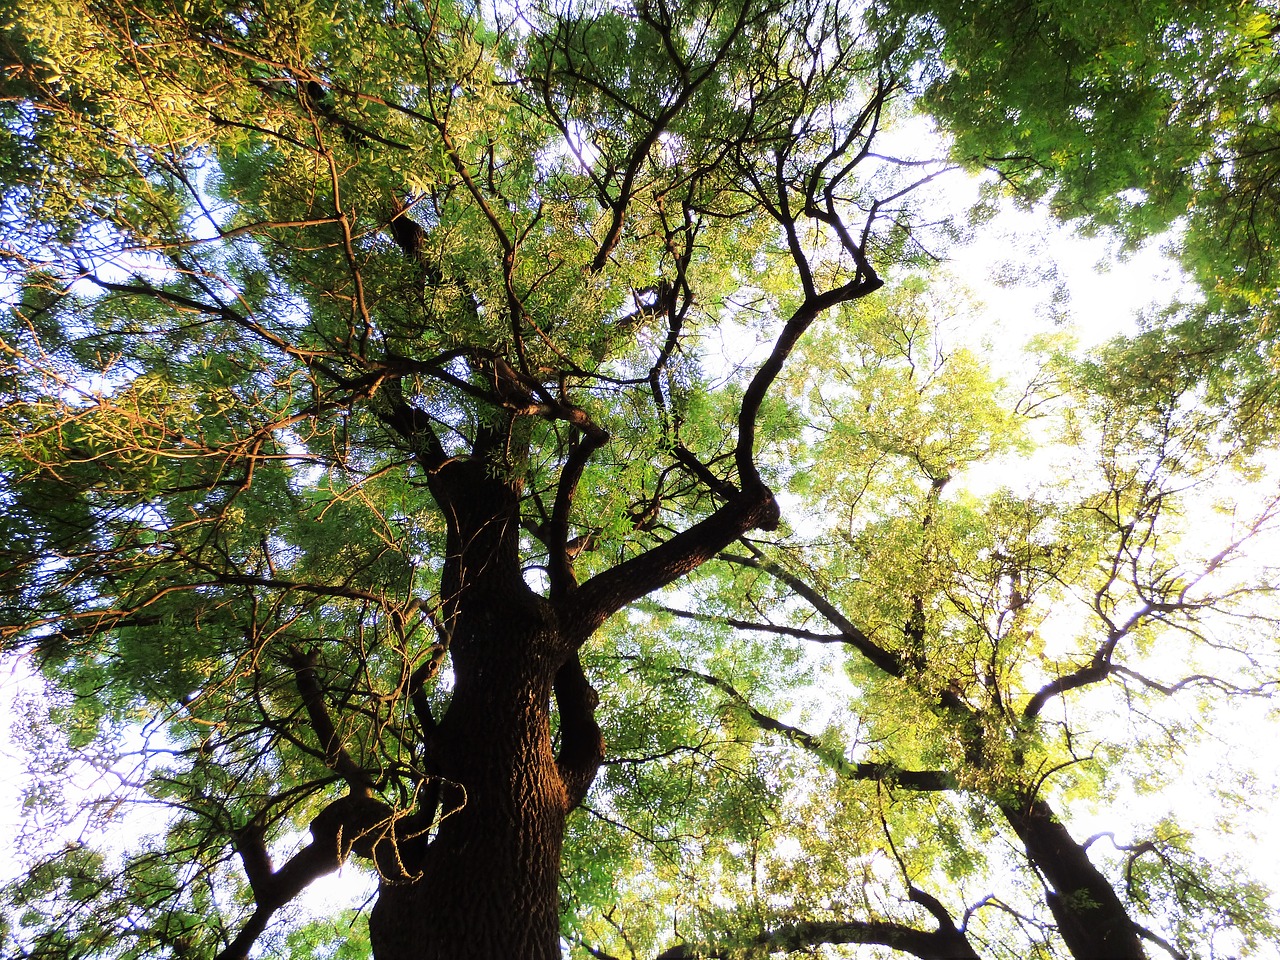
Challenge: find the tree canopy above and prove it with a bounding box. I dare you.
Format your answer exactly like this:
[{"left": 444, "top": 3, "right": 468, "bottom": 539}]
[{"left": 1, "top": 1, "right": 1278, "bottom": 959}]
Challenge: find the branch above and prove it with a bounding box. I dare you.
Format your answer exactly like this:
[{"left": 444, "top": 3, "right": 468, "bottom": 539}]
[
  {"left": 554, "top": 651, "right": 606, "bottom": 809},
  {"left": 670, "top": 664, "right": 954, "bottom": 790},
  {"left": 1112, "top": 663, "right": 1279, "bottom": 697},
  {"left": 998, "top": 793, "right": 1147, "bottom": 960},
  {"left": 736, "top": 280, "right": 881, "bottom": 494},
  {"left": 1135, "top": 923, "right": 1191, "bottom": 960},
  {"left": 573, "top": 939, "right": 623, "bottom": 960},
  {"left": 752, "top": 916, "right": 981, "bottom": 960},
  {"left": 559, "top": 487, "right": 780, "bottom": 646},
  {"left": 1027, "top": 492, "right": 1280, "bottom": 719},
  {"left": 670, "top": 442, "right": 738, "bottom": 500},
  {"left": 1023, "top": 647, "right": 1115, "bottom": 720},
  {"left": 547, "top": 427, "right": 611, "bottom": 600},
  {"left": 288, "top": 647, "right": 374, "bottom": 793},
  {"left": 218, "top": 828, "right": 344, "bottom": 960},
  {"left": 373, "top": 377, "right": 450, "bottom": 471},
  {"left": 655, "top": 604, "right": 845, "bottom": 643},
  {"left": 653, "top": 911, "right": 982, "bottom": 960},
  {"left": 81, "top": 274, "right": 348, "bottom": 384},
  {"left": 720, "top": 549, "right": 904, "bottom": 677},
  {"left": 585, "top": 2, "right": 755, "bottom": 272},
  {"left": 191, "top": 569, "right": 397, "bottom": 607}
]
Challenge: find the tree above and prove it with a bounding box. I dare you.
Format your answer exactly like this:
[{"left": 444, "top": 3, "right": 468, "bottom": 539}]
[
  {"left": 1, "top": 2, "right": 1277, "bottom": 960},
  {"left": 877, "top": 0, "right": 1280, "bottom": 439},
  {"left": 0, "top": 0, "right": 911, "bottom": 955},
  {"left": 550, "top": 276, "right": 1280, "bottom": 960},
  {"left": 594, "top": 293, "right": 1279, "bottom": 956}
]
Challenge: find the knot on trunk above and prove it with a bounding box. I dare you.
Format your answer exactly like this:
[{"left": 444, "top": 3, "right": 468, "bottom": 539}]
[{"left": 739, "top": 478, "right": 781, "bottom": 532}]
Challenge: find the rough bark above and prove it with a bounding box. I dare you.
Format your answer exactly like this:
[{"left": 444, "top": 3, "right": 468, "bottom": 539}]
[{"left": 368, "top": 591, "right": 570, "bottom": 959}]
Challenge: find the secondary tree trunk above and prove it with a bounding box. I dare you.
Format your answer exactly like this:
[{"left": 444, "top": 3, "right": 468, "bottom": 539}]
[{"left": 1000, "top": 794, "right": 1147, "bottom": 960}]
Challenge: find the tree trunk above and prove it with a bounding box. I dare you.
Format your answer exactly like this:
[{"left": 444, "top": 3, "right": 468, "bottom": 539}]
[
  {"left": 368, "top": 591, "right": 569, "bottom": 959},
  {"left": 359, "top": 429, "right": 777, "bottom": 958},
  {"left": 368, "top": 459, "right": 575, "bottom": 960},
  {"left": 1000, "top": 795, "right": 1147, "bottom": 960}
]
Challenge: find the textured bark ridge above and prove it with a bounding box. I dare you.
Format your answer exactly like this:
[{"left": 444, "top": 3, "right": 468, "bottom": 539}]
[{"left": 369, "top": 592, "right": 570, "bottom": 959}]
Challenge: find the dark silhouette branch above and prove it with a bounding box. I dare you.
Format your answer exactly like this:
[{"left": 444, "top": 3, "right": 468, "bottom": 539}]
[
  {"left": 584, "top": 1, "right": 758, "bottom": 272},
  {"left": 554, "top": 651, "right": 606, "bottom": 809},
  {"left": 670, "top": 663, "right": 955, "bottom": 791},
  {"left": 999, "top": 793, "right": 1147, "bottom": 960},
  {"left": 218, "top": 825, "right": 345, "bottom": 960},
  {"left": 735, "top": 279, "right": 881, "bottom": 494},
  {"left": 560, "top": 487, "right": 781, "bottom": 646},
  {"left": 655, "top": 604, "right": 845, "bottom": 643},
  {"left": 288, "top": 647, "right": 375, "bottom": 794},
  {"left": 720, "top": 548, "right": 904, "bottom": 677},
  {"left": 652, "top": 910, "right": 982, "bottom": 960},
  {"left": 548, "top": 427, "right": 611, "bottom": 601}
]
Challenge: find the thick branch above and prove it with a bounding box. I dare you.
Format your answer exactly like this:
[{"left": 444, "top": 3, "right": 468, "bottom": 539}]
[
  {"left": 654, "top": 911, "right": 981, "bottom": 960},
  {"left": 752, "top": 916, "right": 981, "bottom": 960},
  {"left": 560, "top": 487, "right": 780, "bottom": 646},
  {"left": 218, "top": 830, "right": 344, "bottom": 960},
  {"left": 736, "top": 280, "right": 881, "bottom": 492},
  {"left": 374, "top": 379, "right": 450, "bottom": 471},
  {"left": 554, "top": 651, "right": 606, "bottom": 809},
  {"left": 548, "top": 427, "right": 611, "bottom": 600},
  {"left": 1023, "top": 655, "right": 1114, "bottom": 720},
  {"left": 999, "top": 793, "right": 1147, "bottom": 960}
]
